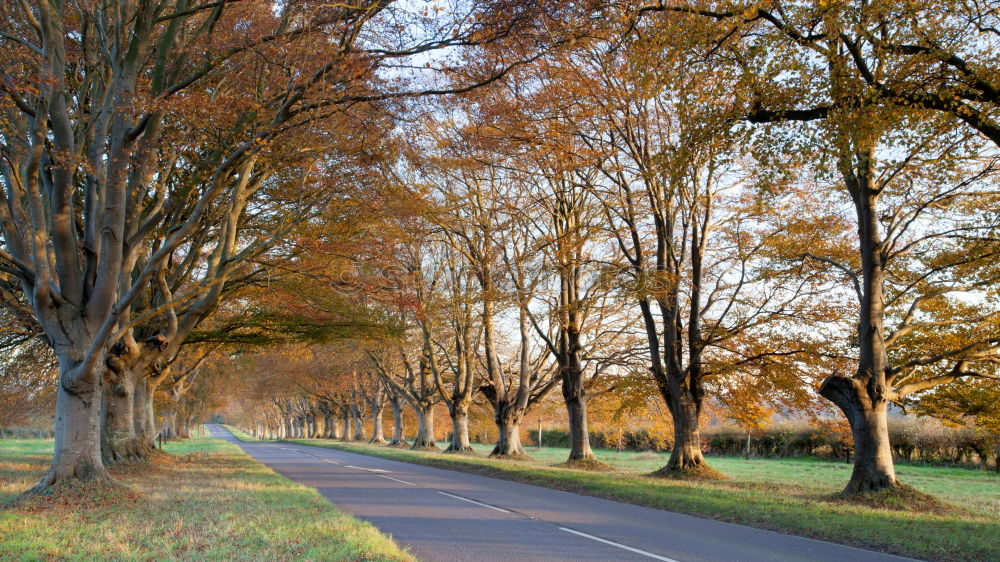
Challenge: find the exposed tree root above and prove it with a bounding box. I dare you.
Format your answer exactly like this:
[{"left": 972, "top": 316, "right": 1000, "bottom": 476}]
[
  {"left": 555, "top": 458, "right": 616, "bottom": 472},
  {"left": 443, "top": 445, "right": 476, "bottom": 455},
  {"left": 102, "top": 438, "right": 156, "bottom": 467}
]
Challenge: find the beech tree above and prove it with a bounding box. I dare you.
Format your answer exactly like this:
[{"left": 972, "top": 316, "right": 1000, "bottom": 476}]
[
  {"left": 422, "top": 242, "right": 480, "bottom": 453},
  {"left": 370, "top": 338, "right": 442, "bottom": 449},
  {"left": 634, "top": 0, "right": 1000, "bottom": 493},
  {"left": 0, "top": 0, "right": 562, "bottom": 490}
]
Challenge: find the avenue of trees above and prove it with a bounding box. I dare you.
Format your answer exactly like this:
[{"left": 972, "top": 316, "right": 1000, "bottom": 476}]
[{"left": 1, "top": 0, "right": 998, "bottom": 499}]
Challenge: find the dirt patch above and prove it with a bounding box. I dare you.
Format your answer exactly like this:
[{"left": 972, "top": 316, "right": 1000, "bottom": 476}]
[
  {"left": 442, "top": 448, "right": 479, "bottom": 456},
  {"left": 649, "top": 463, "right": 728, "bottom": 481},
  {"left": 828, "top": 483, "right": 963, "bottom": 514},
  {"left": 11, "top": 478, "right": 141, "bottom": 512},
  {"left": 555, "top": 458, "right": 616, "bottom": 472},
  {"left": 488, "top": 452, "right": 535, "bottom": 462}
]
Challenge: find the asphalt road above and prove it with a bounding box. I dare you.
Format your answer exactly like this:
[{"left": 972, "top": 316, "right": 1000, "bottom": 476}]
[{"left": 207, "top": 424, "right": 912, "bottom": 562}]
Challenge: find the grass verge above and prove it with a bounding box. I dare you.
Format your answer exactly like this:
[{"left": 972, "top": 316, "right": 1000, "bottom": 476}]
[
  {"left": 284, "top": 439, "right": 1000, "bottom": 562},
  {"left": 222, "top": 425, "right": 259, "bottom": 442},
  {"left": 0, "top": 437, "right": 413, "bottom": 561}
]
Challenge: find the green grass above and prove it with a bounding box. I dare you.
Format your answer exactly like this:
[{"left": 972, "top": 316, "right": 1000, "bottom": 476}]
[
  {"left": 0, "top": 435, "right": 413, "bottom": 561},
  {"left": 223, "top": 425, "right": 260, "bottom": 442},
  {"left": 283, "top": 438, "right": 1000, "bottom": 562}
]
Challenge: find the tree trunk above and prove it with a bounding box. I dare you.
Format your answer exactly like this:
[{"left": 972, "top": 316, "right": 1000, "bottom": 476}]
[
  {"left": 821, "top": 376, "right": 897, "bottom": 493},
  {"left": 34, "top": 370, "right": 108, "bottom": 489},
  {"left": 411, "top": 404, "right": 437, "bottom": 449},
  {"left": 818, "top": 149, "right": 899, "bottom": 495},
  {"left": 662, "top": 389, "right": 706, "bottom": 472},
  {"left": 389, "top": 400, "right": 406, "bottom": 446},
  {"left": 178, "top": 417, "right": 192, "bottom": 439},
  {"left": 162, "top": 410, "right": 178, "bottom": 440},
  {"left": 563, "top": 375, "right": 595, "bottom": 461},
  {"left": 491, "top": 413, "right": 525, "bottom": 458},
  {"left": 101, "top": 369, "right": 141, "bottom": 464},
  {"left": 369, "top": 403, "right": 387, "bottom": 445},
  {"left": 352, "top": 406, "right": 366, "bottom": 441},
  {"left": 317, "top": 413, "right": 326, "bottom": 439},
  {"left": 322, "top": 407, "right": 334, "bottom": 438},
  {"left": 328, "top": 416, "right": 340, "bottom": 439},
  {"left": 133, "top": 378, "right": 157, "bottom": 453},
  {"left": 445, "top": 406, "right": 473, "bottom": 453},
  {"left": 341, "top": 411, "right": 353, "bottom": 441}
]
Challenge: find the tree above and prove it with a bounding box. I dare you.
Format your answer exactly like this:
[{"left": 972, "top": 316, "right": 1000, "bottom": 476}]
[
  {"left": 506, "top": 21, "right": 838, "bottom": 475},
  {"left": 0, "top": 0, "right": 557, "bottom": 490},
  {"left": 636, "top": 1, "right": 1000, "bottom": 493}
]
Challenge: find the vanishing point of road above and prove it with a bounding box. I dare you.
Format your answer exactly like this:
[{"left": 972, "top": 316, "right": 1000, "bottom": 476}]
[{"left": 207, "top": 424, "right": 912, "bottom": 562}]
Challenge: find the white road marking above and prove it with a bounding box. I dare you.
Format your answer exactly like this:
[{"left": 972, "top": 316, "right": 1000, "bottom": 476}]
[
  {"left": 438, "top": 491, "right": 511, "bottom": 513},
  {"left": 378, "top": 474, "right": 416, "bottom": 486},
  {"left": 290, "top": 450, "right": 342, "bottom": 465},
  {"left": 344, "top": 465, "right": 389, "bottom": 472},
  {"left": 558, "top": 527, "right": 679, "bottom": 562}
]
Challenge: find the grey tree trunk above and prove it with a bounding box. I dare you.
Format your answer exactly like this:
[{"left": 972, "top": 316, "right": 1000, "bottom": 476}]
[
  {"left": 101, "top": 369, "right": 140, "bottom": 464},
  {"left": 321, "top": 405, "right": 335, "bottom": 438},
  {"left": 491, "top": 413, "right": 525, "bottom": 458},
  {"left": 411, "top": 404, "right": 437, "bottom": 449},
  {"left": 328, "top": 416, "right": 341, "bottom": 439},
  {"left": 819, "top": 148, "right": 898, "bottom": 495},
  {"left": 177, "top": 417, "right": 192, "bottom": 439},
  {"left": 563, "top": 374, "right": 595, "bottom": 461},
  {"left": 445, "top": 407, "right": 473, "bottom": 453},
  {"left": 34, "top": 369, "right": 108, "bottom": 489},
  {"left": 341, "top": 410, "right": 354, "bottom": 441},
  {"left": 133, "top": 379, "right": 156, "bottom": 452},
  {"left": 369, "top": 403, "right": 387, "bottom": 444},
  {"left": 352, "top": 406, "right": 366, "bottom": 441},
  {"left": 162, "top": 410, "right": 177, "bottom": 441},
  {"left": 661, "top": 387, "right": 706, "bottom": 472},
  {"left": 389, "top": 399, "right": 406, "bottom": 446},
  {"left": 821, "top": 377, "right": 896, "bottom": 493}
]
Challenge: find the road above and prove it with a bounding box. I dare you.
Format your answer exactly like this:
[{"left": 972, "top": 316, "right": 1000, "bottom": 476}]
[{"left": 206, "top": 424, "right": 911, "bottom": 562}]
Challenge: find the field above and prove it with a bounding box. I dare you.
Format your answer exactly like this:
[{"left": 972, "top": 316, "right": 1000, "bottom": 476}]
[
  {"left": 0, "top": 435, "right": 412, "bottom": 561},
  {"left": 278, "top": 436, "right": 1000, "bottom": 562}
]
